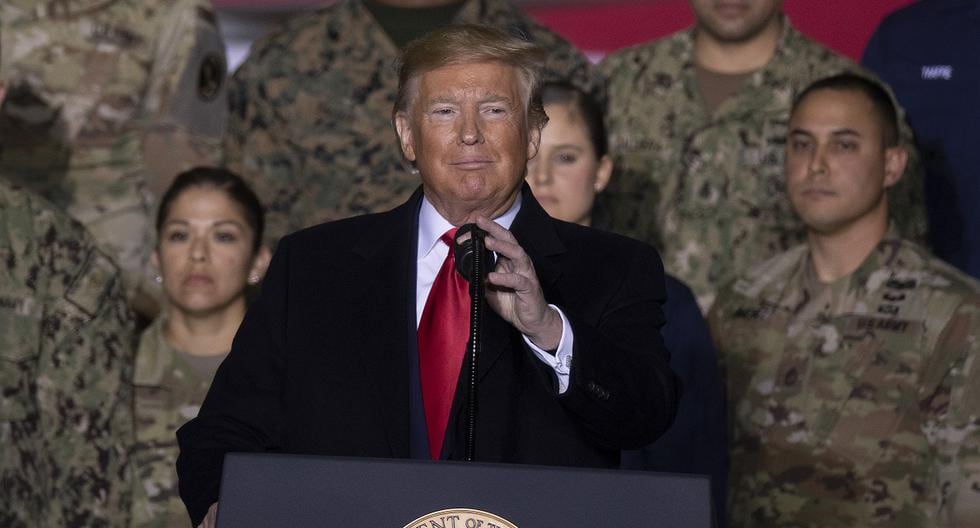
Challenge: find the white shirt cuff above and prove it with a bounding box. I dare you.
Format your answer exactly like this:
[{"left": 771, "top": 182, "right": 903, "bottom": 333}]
[{"left": 522, "top": 304, "right": 573, "bottom": 394}]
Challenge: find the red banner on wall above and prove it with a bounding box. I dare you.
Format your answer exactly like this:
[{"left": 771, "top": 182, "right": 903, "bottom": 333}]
[{"left": 212, "top": 0, "right": 916, "bottom": 61}]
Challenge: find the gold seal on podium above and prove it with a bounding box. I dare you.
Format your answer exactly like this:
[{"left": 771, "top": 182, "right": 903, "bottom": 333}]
[{"left": 404, "top": 508, "right": 518, "bottom": 528}]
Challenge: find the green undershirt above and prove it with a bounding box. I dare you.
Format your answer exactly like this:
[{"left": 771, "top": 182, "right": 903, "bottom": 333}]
[{"left": 363, "top": 0, "right": 467, "bottom": 49}]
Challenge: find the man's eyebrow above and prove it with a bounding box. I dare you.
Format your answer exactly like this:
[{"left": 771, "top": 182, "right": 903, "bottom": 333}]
[
  {"left": 479, "top": 95, "right": 511, "bottom": 103},
  {"left": 425, "top": 94, "right": 513, "bottom": 107},
  {"left": 427, "top": 96, "right": 460, "bottom": 105},
  {"left": 787, "top": 128, "right": 861, "bottom": 138}
]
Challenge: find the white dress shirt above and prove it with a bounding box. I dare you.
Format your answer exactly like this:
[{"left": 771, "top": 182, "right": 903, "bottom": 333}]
[{"left": 416, "top": 194, "right": 573, "bottom": 393}]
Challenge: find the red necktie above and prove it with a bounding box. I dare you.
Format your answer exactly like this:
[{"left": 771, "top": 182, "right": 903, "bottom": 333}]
[{"left": 417, "top": 228, "right": 471, "bottom": 460}]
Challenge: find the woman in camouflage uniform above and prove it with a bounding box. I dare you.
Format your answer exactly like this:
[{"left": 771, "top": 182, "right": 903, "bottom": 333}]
[{"left": 131, "top": 167, "right": 270, "bottom": 527}]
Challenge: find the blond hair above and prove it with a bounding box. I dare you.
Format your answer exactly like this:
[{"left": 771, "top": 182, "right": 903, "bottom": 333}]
[{"left": 393, "top": 24, "right": 548, "bottom": 131}]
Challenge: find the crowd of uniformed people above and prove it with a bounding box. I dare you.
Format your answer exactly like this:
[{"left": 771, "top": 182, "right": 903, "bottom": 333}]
[{"left": 0, "top": 0, "right": 977, "bottom": 527}]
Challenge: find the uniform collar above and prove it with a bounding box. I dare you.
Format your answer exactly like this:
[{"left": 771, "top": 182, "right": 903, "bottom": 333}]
[
  {"left": 682, "top": 13, "right": 797, "bottom": 66},
  {"left": 133, "top": 316, "right": 176, "bottom": 386},
  {"left": 680, "top": 14, "right": 803, "bottom": 117},
  {"left": 351, "top": 0, "right": 485, "bottom": 55},
  {"left": 352, "top": 0, "right": 489, "bottom": 23},
  {"left": 799, "top": 222, "right": 905, "bottom": 299}
]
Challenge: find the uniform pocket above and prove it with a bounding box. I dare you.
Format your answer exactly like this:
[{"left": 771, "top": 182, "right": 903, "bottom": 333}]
[
  {"left": 0, "top": 305, "right": 42, "bottom": 422},
  {"left": 0, "top": 301, "right": 41, "bottom": 362}
]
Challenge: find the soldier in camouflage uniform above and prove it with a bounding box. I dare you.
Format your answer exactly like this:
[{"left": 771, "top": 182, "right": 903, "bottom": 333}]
[
  {"left": 709, "top": 74, "right": 980, "bottom": 527},
  {"left": 0, "top": 175, "right": 135, "bottom": 525},
  {"left": 131, "top": 319, "right": 226, "bottom": 528},
  {"left": 600, "top": 1, "right": 927, "bottom": 312},
  {"left": 224, "top": 0, "right": 596, "bottom": 247},
  {"left": 131, "top": 167, "right": 269, "bottom": 527},
  {"left": 0, "top": 0, "right": 229, "bottom": 318}
]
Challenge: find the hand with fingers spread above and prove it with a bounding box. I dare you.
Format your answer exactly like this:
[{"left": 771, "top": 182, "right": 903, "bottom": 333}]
[{"left": 475, "top": 216, "right": 562, "bottom": 351}]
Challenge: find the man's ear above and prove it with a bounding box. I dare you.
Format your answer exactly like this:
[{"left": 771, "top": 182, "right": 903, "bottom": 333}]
[
  {"left": 394, "top": 112, "right": 417, "bottom": 162},
  {"left": 883, "top": 145, "right": 908, "bottom": 189},
  {"left": 527, "top": 124, "right": 542, "bottom": 162}
]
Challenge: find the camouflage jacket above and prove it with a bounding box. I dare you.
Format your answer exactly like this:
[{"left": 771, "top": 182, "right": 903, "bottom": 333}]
[
  {"left": 600, "top": 18, "right": 928, "bottom": 312},
  {"left": 224, "top": 0, "right": 597, "bottom": 247},
  {"left": 0, "top": 179, "right": 135, "bottom": 527},
  {"left": 131, "top": 317, "right": 226, "bottom": 527},
  {"left": 708, "top": 228, "right": 980, "bottom": 527},
  {"left": 0, "top": 0, "right": 228, "bottom": 312}
]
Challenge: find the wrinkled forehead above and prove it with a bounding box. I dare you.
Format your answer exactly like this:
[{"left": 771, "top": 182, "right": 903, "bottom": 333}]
[{"left": 411, "top": 61, "right": 528, "bottom": 108}]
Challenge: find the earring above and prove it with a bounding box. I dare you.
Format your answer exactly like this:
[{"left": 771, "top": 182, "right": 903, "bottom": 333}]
[
  {"left": 248, "top": 275, "right": 260, "bottom": 285},
  {"left": 154, "top": 275, "right": 163, "bottom": 284}
]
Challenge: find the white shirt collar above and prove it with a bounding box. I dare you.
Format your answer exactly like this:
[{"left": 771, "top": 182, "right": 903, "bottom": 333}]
[{"left": 417, "top": 191, "right": 523, "bottom": 260}]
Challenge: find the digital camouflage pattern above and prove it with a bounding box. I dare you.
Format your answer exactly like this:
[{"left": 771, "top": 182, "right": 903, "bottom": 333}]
[
  {"left": 224, "top": 0, "right": 597, "bottom": 247},
  {"left": 0, "top": 179, "right": 135, "bottom": 527},
  {"left": 709, "top": 228, "right": 980, "bottom": 527},
  {"left": 0, "top": 0, "right": 228, "bottom": 315},
  {"left": 131, "top": 317, "right": 226, "bottom": 527},
  {"left": 600, "top": 18, "right": 928, "bottom": 312}
]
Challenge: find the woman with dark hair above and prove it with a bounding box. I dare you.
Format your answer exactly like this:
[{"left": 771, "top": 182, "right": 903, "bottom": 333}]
[
  {"left": 527, "top": 82, "right": 729, "bottom": 524},
  {"left": 526, "top": 81, "right": 613, "bottom": 227},
  {"left": 131, "top": 167, "right": 271, "bottom": 527}
]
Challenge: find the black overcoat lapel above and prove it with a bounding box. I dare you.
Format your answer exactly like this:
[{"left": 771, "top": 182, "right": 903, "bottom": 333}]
[{"left": 345, "top": 189, "right": 424, "bottom": 457}]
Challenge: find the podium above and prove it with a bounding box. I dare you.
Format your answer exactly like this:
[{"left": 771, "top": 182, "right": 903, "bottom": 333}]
[{"left": 216, "top": 453, "right": 715, "bottom": 527}]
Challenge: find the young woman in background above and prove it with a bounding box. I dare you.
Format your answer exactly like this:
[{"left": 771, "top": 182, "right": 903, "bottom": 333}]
[{"left": 527, "top": 82, "right": 728, "bottom": 525}]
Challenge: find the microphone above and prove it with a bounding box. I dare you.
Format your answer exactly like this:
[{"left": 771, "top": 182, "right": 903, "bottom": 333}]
[
  {"left": 453, "top": 223, "right": 495, "bottom": 282},
  {"left": 452, "top": 223, "right": 494, "bottom": 461}
]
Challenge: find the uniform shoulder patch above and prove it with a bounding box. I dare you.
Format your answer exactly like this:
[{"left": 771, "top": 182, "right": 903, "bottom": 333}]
[{"left": 65, "top": 249, "right": 118, "bottom": 319}]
